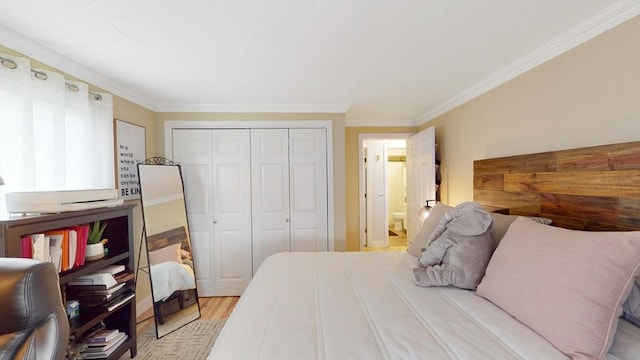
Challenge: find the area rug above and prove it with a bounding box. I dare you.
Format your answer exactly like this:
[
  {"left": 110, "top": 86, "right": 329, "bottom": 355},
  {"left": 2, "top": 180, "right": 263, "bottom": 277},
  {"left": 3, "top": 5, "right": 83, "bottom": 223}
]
[{"left": 120, "top": 319, "right": 226, "bottom": 360}]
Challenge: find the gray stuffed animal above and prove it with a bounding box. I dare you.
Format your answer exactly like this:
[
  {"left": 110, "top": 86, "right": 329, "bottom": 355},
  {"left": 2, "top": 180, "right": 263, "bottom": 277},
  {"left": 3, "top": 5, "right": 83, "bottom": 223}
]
[{"left": 413, "top": 202, "right": 494, "bottom": 290}]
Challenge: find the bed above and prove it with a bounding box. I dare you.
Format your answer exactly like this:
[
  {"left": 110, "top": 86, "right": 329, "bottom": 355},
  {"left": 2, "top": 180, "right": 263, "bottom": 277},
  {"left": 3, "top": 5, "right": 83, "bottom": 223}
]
[
  {"left": 146, "top": 227, "right": 198, "bottom": 324},
  {"left": 208, "top": 141, "right": 640, "bottom": 360},
  {"left": 149, "top": 260, "right": 196, "bottom": 301}
]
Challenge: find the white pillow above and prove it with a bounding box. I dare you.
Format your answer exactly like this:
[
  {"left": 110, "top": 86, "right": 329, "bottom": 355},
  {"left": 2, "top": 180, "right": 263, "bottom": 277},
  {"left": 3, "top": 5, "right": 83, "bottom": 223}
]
[
  {"left": 406, "top": 203, "right": 453, "bottom": 257},
  {"left": 477, "top": 217, "right": 640, "bottom": 359}
]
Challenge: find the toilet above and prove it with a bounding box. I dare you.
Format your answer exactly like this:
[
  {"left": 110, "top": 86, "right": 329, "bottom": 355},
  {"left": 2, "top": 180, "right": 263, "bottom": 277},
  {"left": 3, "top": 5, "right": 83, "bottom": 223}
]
[{"left": 392, "top": 212, "right": 404, "bottom": 231}]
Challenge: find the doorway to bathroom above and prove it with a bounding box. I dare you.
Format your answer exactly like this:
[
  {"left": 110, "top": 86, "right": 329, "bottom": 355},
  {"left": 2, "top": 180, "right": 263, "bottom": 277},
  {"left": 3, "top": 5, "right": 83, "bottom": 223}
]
[{"left": 358, "top": 134, "right": 411, "bottom": 251}]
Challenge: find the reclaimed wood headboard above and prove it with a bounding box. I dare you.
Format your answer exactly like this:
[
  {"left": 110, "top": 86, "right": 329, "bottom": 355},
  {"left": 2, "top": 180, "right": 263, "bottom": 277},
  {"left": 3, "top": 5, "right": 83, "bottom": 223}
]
[
  {"left": 473, "top": 141, "right": 640, "bottom": 231},
  {"left": 146, "top": 226, "right": 190, "bottom": 252}
]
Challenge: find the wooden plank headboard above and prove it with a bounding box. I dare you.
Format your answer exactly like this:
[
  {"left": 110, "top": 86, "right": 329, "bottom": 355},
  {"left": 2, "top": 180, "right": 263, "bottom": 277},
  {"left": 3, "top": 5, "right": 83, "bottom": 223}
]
[
  {"left": 146, "top": 226, "right": 190, "bottom": 252},
  {"left": 473, "top": 141, "right": 640, "bottom": 231}
]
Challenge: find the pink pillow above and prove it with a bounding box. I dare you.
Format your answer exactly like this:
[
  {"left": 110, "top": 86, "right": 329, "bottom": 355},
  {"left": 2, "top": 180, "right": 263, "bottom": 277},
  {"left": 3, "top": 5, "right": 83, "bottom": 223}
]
[
  {"left": 489, "top": 213, "right": 552, "bottom": 247},
  {"left": 477, "top": 217, "right": 640, "bottom": 359},
  {"left": 148, "top": 243, "right": 183, "bottom": 266}
]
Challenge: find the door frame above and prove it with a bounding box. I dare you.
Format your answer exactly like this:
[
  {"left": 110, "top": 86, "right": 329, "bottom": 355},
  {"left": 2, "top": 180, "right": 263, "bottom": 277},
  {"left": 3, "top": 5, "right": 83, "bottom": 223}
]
[
  {"left": 358, "top": 133, "right": 412, "bottom": 251},
  {"left": 164, "top": 120, "right": 335, "bottom": 251}
]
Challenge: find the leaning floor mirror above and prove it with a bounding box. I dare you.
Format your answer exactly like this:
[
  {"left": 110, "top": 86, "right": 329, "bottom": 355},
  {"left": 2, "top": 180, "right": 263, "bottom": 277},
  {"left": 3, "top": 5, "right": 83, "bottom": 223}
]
[{"left": 137, "top": 157, "right": 201, "bottom": 338}]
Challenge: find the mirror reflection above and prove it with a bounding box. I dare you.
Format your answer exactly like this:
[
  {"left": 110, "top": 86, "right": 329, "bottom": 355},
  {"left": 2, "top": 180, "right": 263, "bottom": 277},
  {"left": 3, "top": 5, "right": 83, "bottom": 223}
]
[{"left": 137, "top": 159, "right": 201, "bottom": 338}]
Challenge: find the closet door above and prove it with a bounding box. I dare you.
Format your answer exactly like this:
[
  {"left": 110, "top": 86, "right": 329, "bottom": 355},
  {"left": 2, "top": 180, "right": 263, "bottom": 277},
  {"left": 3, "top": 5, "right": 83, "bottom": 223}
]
[
  {"left": 289, "top": 128, "right": 328, "bottom": 252},
  {"left": 173, "top": 129, "right": 252, "bottom": 296},
  {"left": 173, "top": 127, "right": 328, "bottom": 295},
  {"left": 172, "top": 129, "right": 215, "bottom": 295},
  {"left": 251, "top": 129, "right": 290, "bottom": 274},
  {"left": 210, "top": 129, "right": 252, "bottom": 295}
]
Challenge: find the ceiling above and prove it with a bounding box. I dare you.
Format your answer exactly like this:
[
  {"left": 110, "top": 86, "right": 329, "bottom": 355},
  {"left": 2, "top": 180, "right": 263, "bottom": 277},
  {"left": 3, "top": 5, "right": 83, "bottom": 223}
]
[{"left": 0, "top": 1, "right": 638, "bottom": 126}]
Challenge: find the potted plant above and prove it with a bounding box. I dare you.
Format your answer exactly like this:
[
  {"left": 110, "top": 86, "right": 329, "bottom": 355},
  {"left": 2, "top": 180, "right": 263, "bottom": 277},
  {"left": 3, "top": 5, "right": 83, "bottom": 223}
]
[{"left": 85, "top": 220, "right": 108, "bottom": 261}]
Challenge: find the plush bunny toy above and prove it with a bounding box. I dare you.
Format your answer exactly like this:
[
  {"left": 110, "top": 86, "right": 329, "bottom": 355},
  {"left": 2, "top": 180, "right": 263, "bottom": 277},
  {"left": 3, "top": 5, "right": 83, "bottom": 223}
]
[{"left": 413, "top": 201, "right": 494, "bottom": 290}]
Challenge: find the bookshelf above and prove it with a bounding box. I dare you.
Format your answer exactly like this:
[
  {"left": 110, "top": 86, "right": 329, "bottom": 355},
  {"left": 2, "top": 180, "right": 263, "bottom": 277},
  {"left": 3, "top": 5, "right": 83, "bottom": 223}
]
[{"left": 0, "top": 204, "right": 137, "bottom": 359}]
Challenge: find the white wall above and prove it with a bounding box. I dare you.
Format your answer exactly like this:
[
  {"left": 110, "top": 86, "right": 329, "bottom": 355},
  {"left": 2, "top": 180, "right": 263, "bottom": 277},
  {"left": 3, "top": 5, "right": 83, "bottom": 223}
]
[{"left": 424, "top": 15, "right": 640, "bottom": 207}]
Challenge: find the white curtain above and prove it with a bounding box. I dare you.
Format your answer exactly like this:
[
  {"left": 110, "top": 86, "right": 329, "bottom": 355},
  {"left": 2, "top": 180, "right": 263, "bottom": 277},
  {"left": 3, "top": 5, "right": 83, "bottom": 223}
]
[
  {"left": 0, "top": 53, "right": 114, "bottom": 215},
  {"left": 90, "top": 91, "right": 115, "bottom": 189}
]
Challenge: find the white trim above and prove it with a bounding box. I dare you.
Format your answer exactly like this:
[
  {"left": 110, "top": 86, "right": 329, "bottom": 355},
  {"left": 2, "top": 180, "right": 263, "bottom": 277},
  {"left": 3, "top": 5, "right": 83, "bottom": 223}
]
[
  {"left": 3, "top": 1, "right": 636, "bottom": 125},
  {"left": 346, "top": 118, "right": 417, "bottom": 127},
  {"left": 417, "top": 1, "right": 640, "bottom": 124},
  {"left": 325, "top": 124, "right": 335, "bottom": 252},
  {"left": 0, "top": 26, "right": 348, "bottom": 115},
  {"left": 164, "top": 120, "right": 335, "bottom": 251},
  {"left": 156, "top": 103, "right": 350, "bottom": 114},
  {"left": 0, "top": 25, "right": 157, "bottom": 111},
  {"left": 143, "top": 193, "right": 184, "bottom": 207},
  {"left": 358, "top": 133, "right": 412, "bottom": 251}
]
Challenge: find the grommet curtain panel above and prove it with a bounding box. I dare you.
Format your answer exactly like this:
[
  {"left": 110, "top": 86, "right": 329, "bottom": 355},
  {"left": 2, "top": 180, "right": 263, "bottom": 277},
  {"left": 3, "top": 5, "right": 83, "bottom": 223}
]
[{"left": 0, "top": 53, "right": 114, "bottom": 215}]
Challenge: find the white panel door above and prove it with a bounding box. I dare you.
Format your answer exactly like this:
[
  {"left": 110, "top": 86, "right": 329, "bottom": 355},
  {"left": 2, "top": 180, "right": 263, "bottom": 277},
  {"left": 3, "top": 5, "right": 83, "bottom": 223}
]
[
  {"left": 173, "top": 129, "right": 252, "bottom": 296},
  {"left": 289, "top": 128, "right": 328, "bottom": 252},
  {"left": 172, "top": 127, "right": 328, "bottom": 294},
  {"left": 406, "top": 127, "right": 436, "bottom": 243},
  {"left": 251, "top": 129, "right": 290, "bottom": 274},
  {"left": 364, "top": 139, "right": 388, "bottom": 248},
  {"left": 172, "top": 129, "right": 215, "bottom": 295},
  {"left": 211, "top": 129, "right": 252, "bottom": 295}
]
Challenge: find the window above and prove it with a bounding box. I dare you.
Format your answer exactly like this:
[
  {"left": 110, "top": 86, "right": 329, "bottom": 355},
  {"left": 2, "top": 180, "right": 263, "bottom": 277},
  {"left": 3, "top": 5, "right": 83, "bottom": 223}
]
[{"left": 0, "top": 53, "right": 114, "bottom": 215}]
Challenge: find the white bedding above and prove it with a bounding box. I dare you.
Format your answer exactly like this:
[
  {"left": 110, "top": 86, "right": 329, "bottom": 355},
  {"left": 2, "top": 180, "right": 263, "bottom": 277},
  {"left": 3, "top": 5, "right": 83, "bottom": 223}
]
[
  {"left": 150, "top": 261, "right": 196, "bottom": 301},
  {"left": 209, "top": 251, "right": 571, "bottom": 359}
]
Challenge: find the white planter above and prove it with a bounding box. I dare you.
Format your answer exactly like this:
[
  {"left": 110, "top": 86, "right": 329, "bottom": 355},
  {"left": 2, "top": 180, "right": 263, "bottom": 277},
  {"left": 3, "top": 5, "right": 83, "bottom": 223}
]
[{"left": 85, "top": 242, "right": 105, "bottom": 261}]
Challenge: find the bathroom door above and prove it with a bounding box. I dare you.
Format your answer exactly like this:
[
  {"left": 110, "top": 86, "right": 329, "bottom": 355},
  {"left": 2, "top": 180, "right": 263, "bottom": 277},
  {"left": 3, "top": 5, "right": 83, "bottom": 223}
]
[
  {"left": 406, "top": 127, "right": 436, "bottom": 242},
  {"left": 364, "top": 139, "right": 388, "bottom": 248}
]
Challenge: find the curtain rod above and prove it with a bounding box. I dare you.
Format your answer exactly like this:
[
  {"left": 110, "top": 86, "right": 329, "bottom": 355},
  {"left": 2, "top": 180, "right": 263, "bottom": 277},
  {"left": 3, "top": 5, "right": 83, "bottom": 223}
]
[{"left": 0, "top": 55, "right": 104, "bottom": 101}]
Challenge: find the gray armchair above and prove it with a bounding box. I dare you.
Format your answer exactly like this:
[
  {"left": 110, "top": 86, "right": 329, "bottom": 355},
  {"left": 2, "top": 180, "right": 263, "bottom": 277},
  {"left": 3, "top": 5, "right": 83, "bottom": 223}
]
[{"left": 0, "top": 258, "right": 69, "bottom": 360}]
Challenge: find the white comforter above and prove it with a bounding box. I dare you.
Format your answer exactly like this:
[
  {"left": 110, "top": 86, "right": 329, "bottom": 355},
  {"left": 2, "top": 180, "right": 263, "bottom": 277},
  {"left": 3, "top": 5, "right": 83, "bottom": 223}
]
[
  {"left": 150, "top": 261, "right": 196, "bottom": 301},
  {"left": 209, "top": 251, "right": 569, "bottom": 359}
]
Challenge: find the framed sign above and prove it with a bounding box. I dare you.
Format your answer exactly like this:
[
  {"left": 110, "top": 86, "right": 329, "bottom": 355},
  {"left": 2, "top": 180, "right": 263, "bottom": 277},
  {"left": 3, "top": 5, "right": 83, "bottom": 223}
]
[{"left": 115, "top": 119, "right": 146, "bottom": 200}]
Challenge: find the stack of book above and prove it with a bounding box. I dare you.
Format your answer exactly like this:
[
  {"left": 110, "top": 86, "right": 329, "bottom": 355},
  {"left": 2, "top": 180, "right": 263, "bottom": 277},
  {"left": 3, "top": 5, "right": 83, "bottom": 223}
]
[
  {"left": 72, "top": 283, "right": 134, "bottom": 312},
  {"left": 67, "top": 265, "right": 135, "bottom": 313},
  {"left": 81, "top": 328, "right": 128, "bottom": 359}
]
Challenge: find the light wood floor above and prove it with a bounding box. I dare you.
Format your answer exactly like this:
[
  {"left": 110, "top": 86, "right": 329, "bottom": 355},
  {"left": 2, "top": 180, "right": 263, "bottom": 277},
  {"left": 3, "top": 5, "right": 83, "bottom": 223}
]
[
  {"left": 135, "top": 296, "right": 239, "bottom": 335},
  {"left": 364, "top": 226, "right": 408, "bottom": 252}
]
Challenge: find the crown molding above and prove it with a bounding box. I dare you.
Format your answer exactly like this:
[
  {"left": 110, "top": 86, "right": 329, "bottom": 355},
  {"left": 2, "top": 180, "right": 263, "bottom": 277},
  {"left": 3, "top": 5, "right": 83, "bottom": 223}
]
[
  {"left": 3, "top": 0, "right": 638, "bottom": 123},
  {"left": 155, "top": 102, "right": 350, "bottom": 114},
  {"left": 345, "top": 118, "right": 418, "bottom": 127},
  {"left": 0, "top": 26, "right": 349, "bottom": 115},
  {"left": 416, "top": 1, "right": 640, "bottom": 125},
  {"left": 0, "top": 25, "right": 157, "bottom": 111}
]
